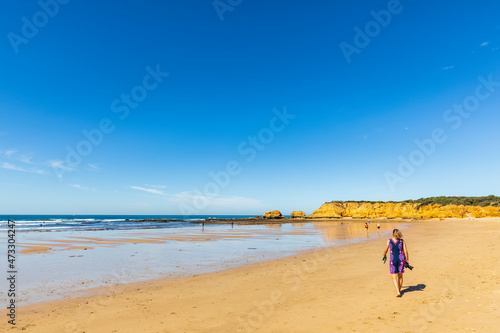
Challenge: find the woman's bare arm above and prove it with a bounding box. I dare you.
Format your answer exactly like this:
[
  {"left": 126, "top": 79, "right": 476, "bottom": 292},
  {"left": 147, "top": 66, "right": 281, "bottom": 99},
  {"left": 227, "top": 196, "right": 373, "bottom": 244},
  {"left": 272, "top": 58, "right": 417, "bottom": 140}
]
[
  {"left": 403, "top": 240, "right": 409, "bottom": 262},
  {"left": 383, "top": 240, "right": 389, "bottom": 257}
]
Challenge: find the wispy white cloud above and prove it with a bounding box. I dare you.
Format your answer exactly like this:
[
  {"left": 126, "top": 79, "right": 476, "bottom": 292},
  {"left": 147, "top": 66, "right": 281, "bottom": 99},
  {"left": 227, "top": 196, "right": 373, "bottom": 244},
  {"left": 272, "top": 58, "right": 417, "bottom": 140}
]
[
  {"left": 443, "top": 66, "right": 454, "bottom": 70},
  {"left": 1, "top": 162, "right": 26, "bottom": 172},
  {"left": 5, "top": 149, "right": 17, "bottom": 157},
  {"left": 19, "top": 155, "right": 34, "bottom": 164},
  {"left": 48, "top": 160, "right": 75, "bottom": 179},
  {"left": 131, "top": 186, "right": 166, "bottom": 195},
  {"left": 480, "top": 41, "right": 490, "bottom": 47},
  {"left": 69, "top": 184, "right": 96, "bottom": 191},
  {"left": 0, "top": 149, "right": 50, "bottom": 174},
  {"left": 4, "top": 149, "right": 37, "bottom": 165},
  {"left": 0, "top": 162, "right": 48, "bottom": 175},
  {"left": 88, "top": 163, "right": 102, "bottom": 171},
  {"left": 49, "top": 159, "right": 75, "bottom": 171}
]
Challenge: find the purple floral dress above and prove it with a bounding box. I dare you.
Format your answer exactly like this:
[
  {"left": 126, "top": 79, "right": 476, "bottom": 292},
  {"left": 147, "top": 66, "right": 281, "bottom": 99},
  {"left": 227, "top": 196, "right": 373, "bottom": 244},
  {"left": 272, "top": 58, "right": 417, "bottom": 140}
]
[{"left": 389, "top": 238, "right": 405, "bottom": 274}]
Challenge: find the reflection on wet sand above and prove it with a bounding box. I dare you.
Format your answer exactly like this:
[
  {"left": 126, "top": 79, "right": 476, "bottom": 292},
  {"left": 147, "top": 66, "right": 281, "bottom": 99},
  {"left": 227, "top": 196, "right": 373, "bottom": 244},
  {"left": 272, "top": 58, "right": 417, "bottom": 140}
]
[
  {"left": 311, "top": 220, "right": 401, "bottom": 241},
  {"left": 264, "top": 223, "right": 282, "bottom": 229},
  {"left": 18, "top": 220, "right": 403, "bottom": 254}
]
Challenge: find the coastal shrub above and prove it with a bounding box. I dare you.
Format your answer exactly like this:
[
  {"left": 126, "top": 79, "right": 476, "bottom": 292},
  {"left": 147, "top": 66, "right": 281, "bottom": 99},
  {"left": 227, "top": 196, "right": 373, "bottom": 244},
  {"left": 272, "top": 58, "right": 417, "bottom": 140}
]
[{"left": 328, "top": 195, "right": 500, "bottom": 207}]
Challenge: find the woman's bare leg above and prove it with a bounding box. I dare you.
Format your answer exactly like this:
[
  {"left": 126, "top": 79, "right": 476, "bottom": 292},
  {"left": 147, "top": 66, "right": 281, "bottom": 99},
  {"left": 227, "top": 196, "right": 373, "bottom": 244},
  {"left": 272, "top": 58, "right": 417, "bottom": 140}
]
[
  {"left": 391, "top": 274, "right": 400, "bottom": 296},
  {"left": 398, "top": 273, "right": 403, "bottom": 293}
]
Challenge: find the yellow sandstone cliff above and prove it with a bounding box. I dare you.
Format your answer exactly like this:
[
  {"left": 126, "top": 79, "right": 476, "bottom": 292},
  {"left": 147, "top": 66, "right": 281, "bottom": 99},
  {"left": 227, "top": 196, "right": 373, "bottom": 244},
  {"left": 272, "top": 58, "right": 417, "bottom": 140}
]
[
  {"left": 291, "top": 211, "right": 306, "bottom": 218},
  {"left": 309, "top": 202, "right": 500, "bottom": 219},
  {"left": 263, "top": 210, "right": 284, "bottom": 219}
]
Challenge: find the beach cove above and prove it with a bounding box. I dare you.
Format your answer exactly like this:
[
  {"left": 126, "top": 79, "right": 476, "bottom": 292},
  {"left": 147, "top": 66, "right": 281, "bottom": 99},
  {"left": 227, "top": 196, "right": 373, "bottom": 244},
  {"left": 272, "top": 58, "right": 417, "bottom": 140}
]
[
  {"left": 1, "top": 218, "right": 499, "bottom": 332},
  {"left": 2, "top": 218, "right": 401, "bottom": 306}
]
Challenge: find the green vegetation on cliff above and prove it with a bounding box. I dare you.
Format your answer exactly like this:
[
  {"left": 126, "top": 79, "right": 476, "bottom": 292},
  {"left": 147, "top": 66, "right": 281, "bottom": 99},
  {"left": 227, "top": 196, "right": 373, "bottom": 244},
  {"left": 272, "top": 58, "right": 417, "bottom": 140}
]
[
  {"left": 328, "top": 195, "right": 500, "bottom": 207},
  {"left": 404, "top": 195, "right": 500, "bottom": 207}
]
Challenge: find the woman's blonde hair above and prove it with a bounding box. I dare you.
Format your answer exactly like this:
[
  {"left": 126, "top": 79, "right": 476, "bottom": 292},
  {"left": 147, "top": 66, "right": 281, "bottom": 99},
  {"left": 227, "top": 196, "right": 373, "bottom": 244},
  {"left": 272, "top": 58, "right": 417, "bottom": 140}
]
[{"left": 393, "top": 229, "right": 403, "bottom": 239}]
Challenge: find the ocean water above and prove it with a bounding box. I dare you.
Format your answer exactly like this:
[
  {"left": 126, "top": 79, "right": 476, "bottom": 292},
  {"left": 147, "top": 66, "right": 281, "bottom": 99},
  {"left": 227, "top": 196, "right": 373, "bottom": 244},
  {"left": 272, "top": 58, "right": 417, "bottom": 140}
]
[{"left": 0, "top": 215, "right": 260, "bottom": 232}]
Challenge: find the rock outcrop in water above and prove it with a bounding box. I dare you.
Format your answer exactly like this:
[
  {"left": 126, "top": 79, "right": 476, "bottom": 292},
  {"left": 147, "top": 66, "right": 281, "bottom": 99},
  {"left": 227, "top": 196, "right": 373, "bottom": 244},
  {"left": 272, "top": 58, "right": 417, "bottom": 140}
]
[
  {"left": 263, "top": 210, "right": 284, "bottom": 219},
  {"left": 291, "top": 211, "right": 306, "bottom": 218},
  {"left": 309, "top": 202, "right": 500, "bottom": 219}
]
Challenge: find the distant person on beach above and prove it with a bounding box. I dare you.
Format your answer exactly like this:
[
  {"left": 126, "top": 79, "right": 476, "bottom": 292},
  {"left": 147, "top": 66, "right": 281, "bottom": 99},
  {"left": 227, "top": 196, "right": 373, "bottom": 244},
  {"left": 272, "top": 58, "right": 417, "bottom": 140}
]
[
  {"left": 365, "top": 222, "right": 368, "bottom": 231},
  {"left": 382, "top": 229, "right": 409, "bottom": 297},
  {"left": 377, "top": 222, "right": 380, "bottom": 229}
]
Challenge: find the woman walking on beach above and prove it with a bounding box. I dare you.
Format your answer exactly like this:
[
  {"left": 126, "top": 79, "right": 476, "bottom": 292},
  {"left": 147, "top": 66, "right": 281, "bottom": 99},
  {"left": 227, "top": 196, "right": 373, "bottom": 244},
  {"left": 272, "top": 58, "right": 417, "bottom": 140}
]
[{"left": 383, "top": 229, "right": 409, "bottom": 297}]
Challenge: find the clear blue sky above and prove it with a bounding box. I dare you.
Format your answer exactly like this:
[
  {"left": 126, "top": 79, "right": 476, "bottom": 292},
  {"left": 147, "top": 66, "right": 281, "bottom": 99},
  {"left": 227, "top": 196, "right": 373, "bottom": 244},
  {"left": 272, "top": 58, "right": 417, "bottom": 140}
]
[{"left": 1, "top": 0, "right": 499, "bottom": 215}]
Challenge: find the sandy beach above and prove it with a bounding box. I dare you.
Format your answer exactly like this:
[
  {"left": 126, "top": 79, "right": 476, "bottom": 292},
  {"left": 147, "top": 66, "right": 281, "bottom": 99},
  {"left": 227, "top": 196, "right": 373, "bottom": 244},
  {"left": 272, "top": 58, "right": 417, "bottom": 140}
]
[
  {"left": 2, "top": 218, "right": 499, "bottom": 332},
  {"left": 6, "top": 219, "right": 404, "bottom": 307}
]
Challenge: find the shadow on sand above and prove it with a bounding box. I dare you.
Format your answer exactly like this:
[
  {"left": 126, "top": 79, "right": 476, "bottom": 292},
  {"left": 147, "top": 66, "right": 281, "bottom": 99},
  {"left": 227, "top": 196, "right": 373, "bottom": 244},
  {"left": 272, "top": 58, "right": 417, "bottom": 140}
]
[{"left": 401, "top": 283, "right": 426, "bottom": 296}]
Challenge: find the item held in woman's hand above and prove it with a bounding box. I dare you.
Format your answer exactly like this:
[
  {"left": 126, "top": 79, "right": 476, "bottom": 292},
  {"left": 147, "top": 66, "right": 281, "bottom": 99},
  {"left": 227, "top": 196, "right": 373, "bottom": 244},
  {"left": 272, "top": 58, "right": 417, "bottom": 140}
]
[{"left": 404, "top": 262, "right": 414, "bottom": 270}]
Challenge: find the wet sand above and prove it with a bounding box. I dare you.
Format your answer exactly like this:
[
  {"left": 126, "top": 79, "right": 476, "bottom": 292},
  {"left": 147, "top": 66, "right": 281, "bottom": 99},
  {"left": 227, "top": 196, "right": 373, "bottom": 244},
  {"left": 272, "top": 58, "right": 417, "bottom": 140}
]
[
  {"left": 1, "top": 218, "right": 499, "bottom": 332},
  {"left": 6, "top": 221, "right": 401, "bottom": 306}
]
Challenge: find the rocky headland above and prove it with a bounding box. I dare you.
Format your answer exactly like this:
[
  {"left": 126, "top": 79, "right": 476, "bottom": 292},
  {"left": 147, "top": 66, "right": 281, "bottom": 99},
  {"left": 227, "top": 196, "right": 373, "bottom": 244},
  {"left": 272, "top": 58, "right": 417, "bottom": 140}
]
[{"left": 309, "top": 196, "right": 500, "bottom": 219}]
